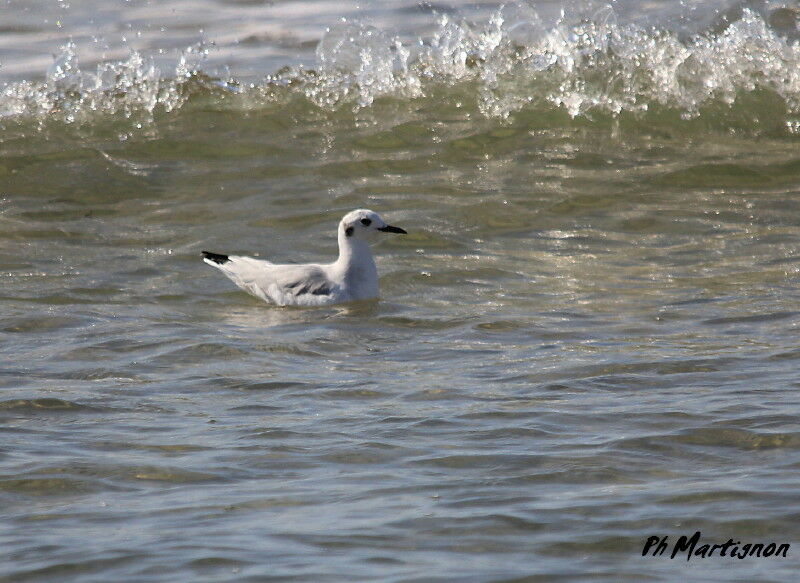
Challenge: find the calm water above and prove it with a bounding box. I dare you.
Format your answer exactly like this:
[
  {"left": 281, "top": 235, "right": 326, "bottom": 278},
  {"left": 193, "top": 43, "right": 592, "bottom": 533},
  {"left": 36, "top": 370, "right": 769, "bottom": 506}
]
[{"left": 2, "top": 1, "right": 800, "bottom": 581}]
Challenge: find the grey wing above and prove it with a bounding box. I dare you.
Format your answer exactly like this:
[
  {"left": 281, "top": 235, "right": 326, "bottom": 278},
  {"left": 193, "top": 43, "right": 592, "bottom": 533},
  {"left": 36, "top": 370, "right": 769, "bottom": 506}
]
[
  {"left": 206, "top": 255, "right": 338, "bottom": 305},
  {"left": 264, "top": 265, "right": 339, "bottom": 305},
  {"left": 281, "top": 272, "right": 333, "bottom": 296}
]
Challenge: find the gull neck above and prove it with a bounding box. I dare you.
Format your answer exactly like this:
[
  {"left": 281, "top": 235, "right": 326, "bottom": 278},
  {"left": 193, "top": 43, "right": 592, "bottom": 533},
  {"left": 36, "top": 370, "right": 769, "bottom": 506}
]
[{"left": 335, "top": 227, "right": 376, "bottom": 275}]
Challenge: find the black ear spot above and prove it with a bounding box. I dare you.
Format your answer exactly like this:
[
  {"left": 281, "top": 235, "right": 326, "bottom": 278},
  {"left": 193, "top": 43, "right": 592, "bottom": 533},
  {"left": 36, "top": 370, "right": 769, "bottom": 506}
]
[
  {"left": 345, "top": 226, "right": 354, "bottom": 237},
  {"left": 360, "top": 218, "right": 372, "bottom": 226}
]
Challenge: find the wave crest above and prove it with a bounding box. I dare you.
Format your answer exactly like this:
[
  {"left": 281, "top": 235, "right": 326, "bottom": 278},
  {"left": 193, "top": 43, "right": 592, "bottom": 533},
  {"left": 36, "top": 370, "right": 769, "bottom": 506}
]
[
  {"left": 304, "top": 4, "right": 800, "bottom": 123},
  {"left": 3, "top": 3, "right": 800, "bottom": 132},
  {"left": 1, "top": 41, "right": 210, "bottom": 124}
]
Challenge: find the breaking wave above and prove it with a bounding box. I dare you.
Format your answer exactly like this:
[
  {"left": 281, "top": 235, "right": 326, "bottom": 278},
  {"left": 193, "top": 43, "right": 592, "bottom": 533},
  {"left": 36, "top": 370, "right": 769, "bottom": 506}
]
[{"left": 2, "top": 3, "right": 800, "bottom": 133}]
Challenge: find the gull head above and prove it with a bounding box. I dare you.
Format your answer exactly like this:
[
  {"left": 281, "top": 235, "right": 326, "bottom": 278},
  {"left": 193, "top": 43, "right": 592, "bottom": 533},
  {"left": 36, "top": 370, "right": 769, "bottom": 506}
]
[{"left": 339, "top": 209, "right": 406, "bottom": 244}]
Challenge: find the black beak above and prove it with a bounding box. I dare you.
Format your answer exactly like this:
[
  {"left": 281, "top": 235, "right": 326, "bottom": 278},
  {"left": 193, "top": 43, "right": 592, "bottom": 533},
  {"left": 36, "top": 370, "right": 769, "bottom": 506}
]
[{"left": 378, "top": 225, "right": 407, "bottom": 234}]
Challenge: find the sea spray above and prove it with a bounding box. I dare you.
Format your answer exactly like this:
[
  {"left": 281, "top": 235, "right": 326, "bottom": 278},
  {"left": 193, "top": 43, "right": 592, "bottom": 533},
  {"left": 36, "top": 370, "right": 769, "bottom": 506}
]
[{"left": 2, "top": 3, "right": 800, "bottom": 134}]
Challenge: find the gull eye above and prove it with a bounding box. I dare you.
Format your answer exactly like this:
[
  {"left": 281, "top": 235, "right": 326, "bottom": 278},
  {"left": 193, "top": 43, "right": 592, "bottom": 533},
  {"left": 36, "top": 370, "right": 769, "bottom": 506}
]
[{"left": 360, "top": 218, "right": 372, "bottom": 226}]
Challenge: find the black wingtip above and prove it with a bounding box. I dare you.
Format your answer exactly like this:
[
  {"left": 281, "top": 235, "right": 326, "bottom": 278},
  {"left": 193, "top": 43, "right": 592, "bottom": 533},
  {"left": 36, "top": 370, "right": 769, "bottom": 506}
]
[{"left": 201, "top": 250, "right": 229, "bottom": 265}]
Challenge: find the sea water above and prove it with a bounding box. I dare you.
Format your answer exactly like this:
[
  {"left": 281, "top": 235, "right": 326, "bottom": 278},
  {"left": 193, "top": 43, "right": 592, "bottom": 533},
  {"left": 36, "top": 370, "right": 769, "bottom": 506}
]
[{"left": 1, "top": 1, "right": 800, "bottom": 581}]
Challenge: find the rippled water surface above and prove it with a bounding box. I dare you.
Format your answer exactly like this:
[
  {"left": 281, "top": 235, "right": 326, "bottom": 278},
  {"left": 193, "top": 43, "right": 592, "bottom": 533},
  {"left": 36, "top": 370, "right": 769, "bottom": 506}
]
[{"left": 2, "top": 1, "right": 800, "bottom": 581}]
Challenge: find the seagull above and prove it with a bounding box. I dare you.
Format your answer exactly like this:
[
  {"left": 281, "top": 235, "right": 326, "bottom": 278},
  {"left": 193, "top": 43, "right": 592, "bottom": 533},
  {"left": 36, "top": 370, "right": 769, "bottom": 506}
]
[{"left": 202, "top": 209, "right": 407, "bottom": 306}]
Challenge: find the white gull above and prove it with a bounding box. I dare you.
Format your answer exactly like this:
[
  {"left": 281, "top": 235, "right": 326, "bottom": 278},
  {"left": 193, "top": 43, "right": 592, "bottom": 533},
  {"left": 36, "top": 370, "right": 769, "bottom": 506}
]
[{"left": 202, "top": 209, "right": 406, "bottom": 306}]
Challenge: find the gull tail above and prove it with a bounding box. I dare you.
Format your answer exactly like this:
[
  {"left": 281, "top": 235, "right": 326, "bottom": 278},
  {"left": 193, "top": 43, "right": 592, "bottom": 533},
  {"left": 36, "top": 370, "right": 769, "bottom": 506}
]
[{"left": 201, "top": 250, "right": 230, "bottom": 266}]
